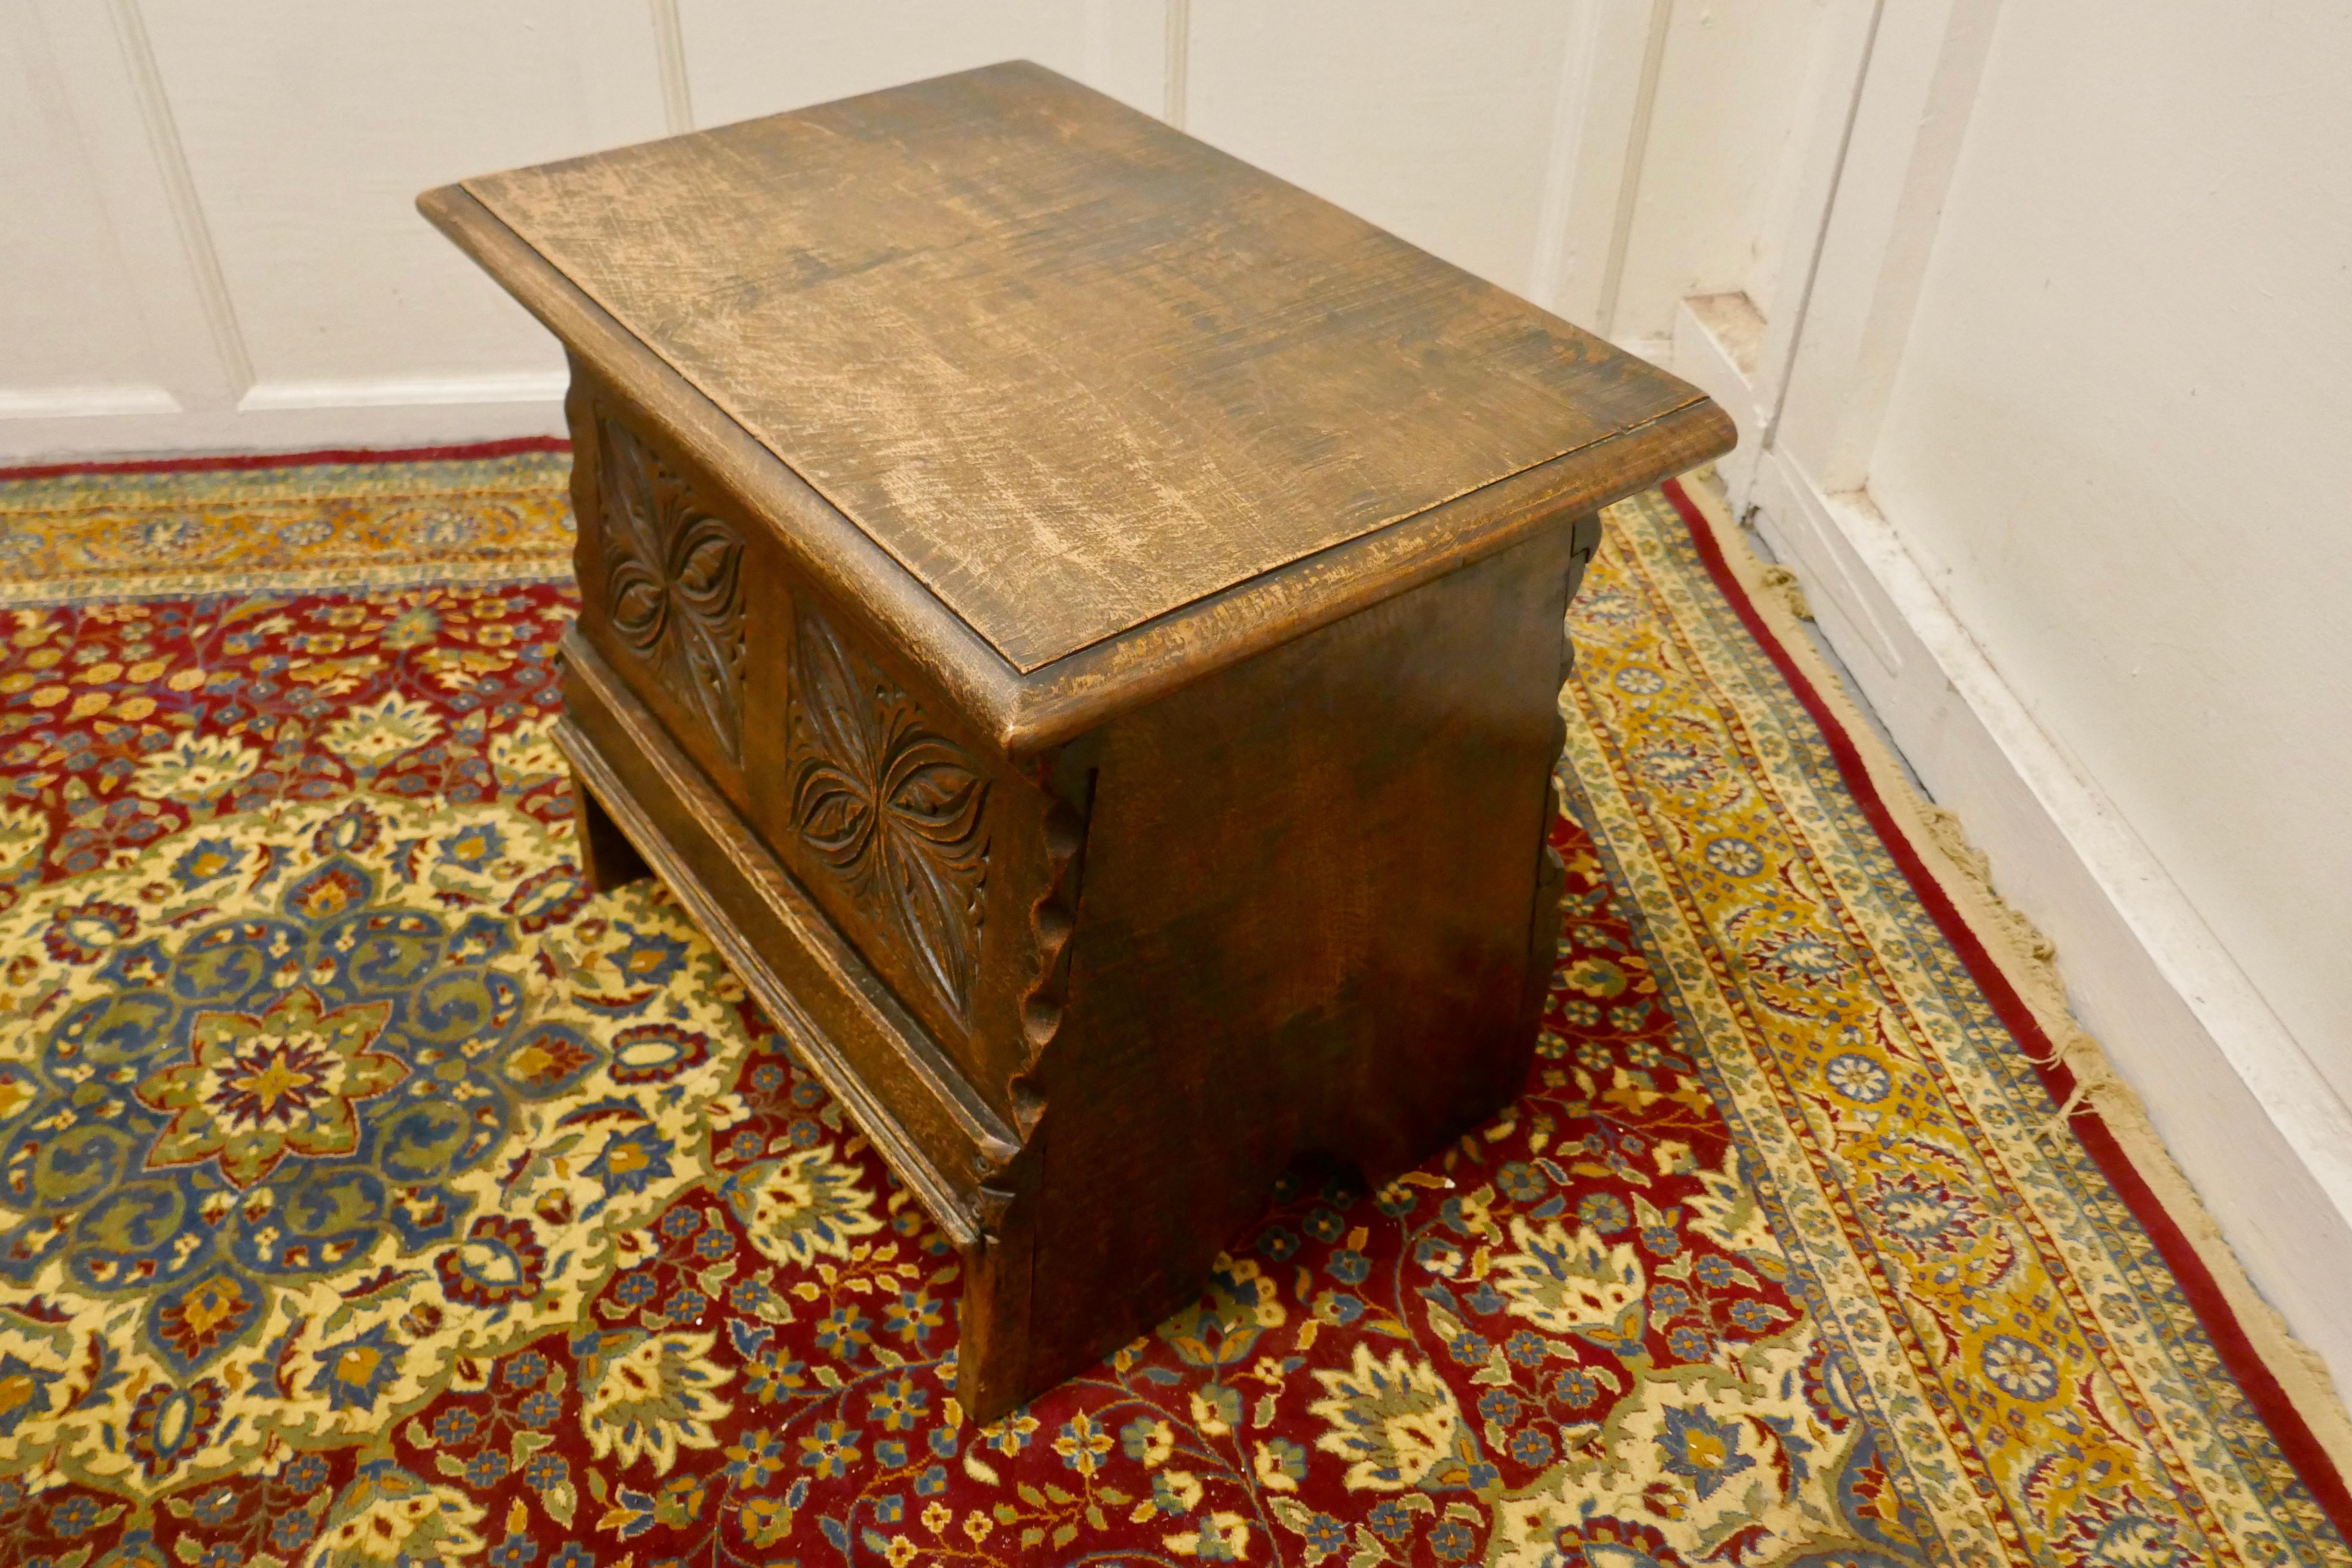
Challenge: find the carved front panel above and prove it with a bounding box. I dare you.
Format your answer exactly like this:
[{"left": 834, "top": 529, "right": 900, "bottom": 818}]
[
  {"left": 595, "top": 414, "right": 748, "bottom": 763},
  {"left": 787, "top": 599, "right": 992, "bottom": 1023}
]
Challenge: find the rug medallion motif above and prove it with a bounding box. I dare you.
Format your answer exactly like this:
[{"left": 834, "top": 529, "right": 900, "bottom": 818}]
[
  {"left": 0, "top": 452, "right": 2338, "bottom": 1568},
  {"left": 0, "top": 786, "right": 762, "bottom": 1494}
]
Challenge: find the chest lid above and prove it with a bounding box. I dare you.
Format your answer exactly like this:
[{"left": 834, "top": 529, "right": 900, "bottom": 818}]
[{"left": 457, "top": 61, "right": 1712, "bottom": 676}]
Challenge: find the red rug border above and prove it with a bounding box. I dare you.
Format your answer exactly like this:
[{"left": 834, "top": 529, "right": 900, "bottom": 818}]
[
  {"left": 0, "top": 435, "right": 571, "bottom": 484},
  {"left": 1659, "top": 476, "right": 2352, "bottom": 1532}
]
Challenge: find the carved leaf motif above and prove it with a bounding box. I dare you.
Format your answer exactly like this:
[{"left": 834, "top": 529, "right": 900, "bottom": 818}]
[
  {"left": 787, "top": 603, "right": 990, "bottom": 1020},
  {"left": 595, "top": 416, "right": 747, "bottom": 761},
  {"left": 674, "top": 530, "right": 736, "bottom": 602},
  {"left": 609, "top": 568, "right": 667, "bottom": 647},
  {"left": 794, "top": 761, "right": 877, "bottom": 870}
]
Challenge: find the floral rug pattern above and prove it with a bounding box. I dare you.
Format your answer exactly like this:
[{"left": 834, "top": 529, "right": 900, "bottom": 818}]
[{"left": 0, "top": 452, "right": 2341, "bottom": 1568}]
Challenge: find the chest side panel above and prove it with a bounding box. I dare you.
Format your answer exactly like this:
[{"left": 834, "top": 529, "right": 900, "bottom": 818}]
[{"left": 1011, "top": 524, "right": 1584, "bottom": 1360}]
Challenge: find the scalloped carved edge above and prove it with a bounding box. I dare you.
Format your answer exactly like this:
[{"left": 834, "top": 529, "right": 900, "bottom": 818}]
[
  {"left": 1009, "top": 775, "right": 1092, "bottom": 1138},
  {"left": 1527, "top": 518, "right": 1605, "bottom": 1019},
  {"left": 786, "top": 598, "right": 992, "bottom": 1023},
  {"left": 595, "top": 413, "right": 748, "bottom": 763}
]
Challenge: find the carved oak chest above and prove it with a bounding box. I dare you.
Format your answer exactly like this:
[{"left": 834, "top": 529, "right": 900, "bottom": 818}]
[{"left": 422, "top": 61, "right": 1731, "bottom": 1419}]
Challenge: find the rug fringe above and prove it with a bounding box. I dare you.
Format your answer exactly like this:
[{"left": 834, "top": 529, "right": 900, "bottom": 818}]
[
  {"left": 1755, "top": 563, "right": 1813, "bottom": 622},
  {"left": 1663, "top": 466, "right": 2352, "bottom": 1478}
]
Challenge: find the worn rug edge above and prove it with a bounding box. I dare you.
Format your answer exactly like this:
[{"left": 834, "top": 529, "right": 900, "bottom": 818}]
[{"left": 1659, "top": 472, "right": 2352, "bottom": 1516}]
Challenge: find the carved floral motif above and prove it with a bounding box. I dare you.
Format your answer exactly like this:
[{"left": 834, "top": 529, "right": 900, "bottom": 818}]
[
  {"left": 786, "top": 602, "right": 990, "bottom": 1020},
  {"left": 595, "top": 415, "right": 747, "bottom": 761}
]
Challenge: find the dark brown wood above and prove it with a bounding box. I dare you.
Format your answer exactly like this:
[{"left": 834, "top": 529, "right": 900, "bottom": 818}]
[
  {"left": 985, "top": 523, "right": 1588, "bottom": 1401},
  {"left": 420, "top": 187, "right": 1731, "bottom": 758},
  {"left": 783, "top": 598, "right": 993, "bottom": 1024},
  {"left": 423, "top": 59, "right": 1733, "bottom": 1422},
  {"left": 570, "top": 768, "right": 649, "bottom": 893},
  {"left": 456, "top": 61, "right": 1712, "bottom": 675},
  {"left": 593, "top": 413, "right": 749, "bottom": 765}
]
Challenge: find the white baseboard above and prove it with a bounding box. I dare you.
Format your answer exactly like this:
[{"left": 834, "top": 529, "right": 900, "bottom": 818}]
[
  {"left": 0, "top": 372, "right": 568, "bottom": 464},
  {"left": 1745, "top": 447, "right": 2352, "bottom": 1395},
  {"left": 1667, "top": 293, "right": 1767, "bottom": 502},
  {"left": 237, "top": 371, "right": 568, "bottom": 413},
  {"left": 0, "top": 385, "right": 184, "bottom": 420}
]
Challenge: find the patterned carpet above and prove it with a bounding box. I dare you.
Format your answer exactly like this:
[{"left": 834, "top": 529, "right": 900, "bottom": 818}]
[{"left": 0, "top": 442, "right": 2343, "bottom": 1568}]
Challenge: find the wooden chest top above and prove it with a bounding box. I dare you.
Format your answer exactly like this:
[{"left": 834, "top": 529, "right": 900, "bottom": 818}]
[{"left": 456, "top": 61, "right": 1712, "bottom": 676}]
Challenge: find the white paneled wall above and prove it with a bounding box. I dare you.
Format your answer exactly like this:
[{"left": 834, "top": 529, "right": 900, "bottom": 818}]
[
  {"left": 681, "top": 0, "right": 1140, "bottom": 128},
  {"left": 1608, "top": 0, "right": 1828, "bottom": 348},
  {"left": 3, "top": 7, "right": 162, "bottom": 405},
  {"left": 1669, "top": 0, "right": 2352, "bottom": 1399},
  {"left": 6, "top": 0, "right": 686, "bottom": 453},
  {"left": 5, "top": 0, "right": 1617, "bottom": 460},
  {"left": 146, "top": 2, "right": 676, "bottom": 409},
  {"left": 1, "top": 0, "right": 1850, "bottom": 463},
  {"left": 1185, "top": 0, "right": 1577, "bottom": 300},
  {"left": 6, "top": 0, "right": 2347, "bottom": 1400}
]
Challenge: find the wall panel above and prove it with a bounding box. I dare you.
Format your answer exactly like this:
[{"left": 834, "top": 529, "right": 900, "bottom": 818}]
[
  {"left": 1867, "top": 0, "right": 2352, "bottom": 1099},
  {"left": 136, "top": 0, "right": 673, "bottom": 404},
  {"left": 0, "top": 6, "right": 162, "bottom": 410},
  {"left": 1184, "top": 0, "right": 1576, "bottom": 298},
  {"left": 1611, "top": 0, "right": 1838, "bottom": 345},
  {"left": 680, "top": 0, "right": 1101, "bottom": 129}
]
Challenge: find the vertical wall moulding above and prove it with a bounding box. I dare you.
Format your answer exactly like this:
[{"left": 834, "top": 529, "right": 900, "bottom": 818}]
[
  {"left": 1530, "top": 0, "right": 1678, "bottom": 331},
  {"left": 1161, "top": 0, "right": 1190, "bottom": 128},
  {"left": 1755, "top": 0, "right": 1890, "bottom": 453},
  {"left": 648, "top": 0, "right": 695, "bottom": 135},
  {"left": 1594, "top": 0, "right": 1675, "bottom": 340},
  {"left": 1526, "top": 3, "right": 1605, "bottom": 319},
  {"left": 104, "top": 0, "right": 251, "bottom": 407}
]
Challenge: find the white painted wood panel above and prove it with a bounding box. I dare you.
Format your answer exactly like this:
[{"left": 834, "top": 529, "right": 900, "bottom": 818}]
[
  {"left": 0, "top": 6, "right": 163, "bottom": 409},
  {"left": 680, "top": 0, "right": 1096, "bottom": 128},
  {"left": 138, "top": 0, "right": 672, "bottom": 401},
  {"left": 1866, "top": 0, "right": 2352, "bottom": 1105},
  {"left": 1184, "top": 0, "right": 1577, "bottom": 299},
  {"left": 1608, "top": 0, "right": 1835, "bottom": 346},
  {"left": 12, "top": 0, "right": 256, "bottom": 426},
  {"left": 1767, "top": 0, "right": 2000, "bottom": 494}
]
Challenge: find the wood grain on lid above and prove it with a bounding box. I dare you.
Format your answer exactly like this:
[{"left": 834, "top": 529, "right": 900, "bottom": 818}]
[{"left": 463, "top": 60, "right": 1705, "bottom": 673}]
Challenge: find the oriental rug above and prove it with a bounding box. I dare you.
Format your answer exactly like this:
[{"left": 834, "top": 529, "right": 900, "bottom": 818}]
[{"left": 0, "top": 442, "right": 2343, "bottom": 1568}]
